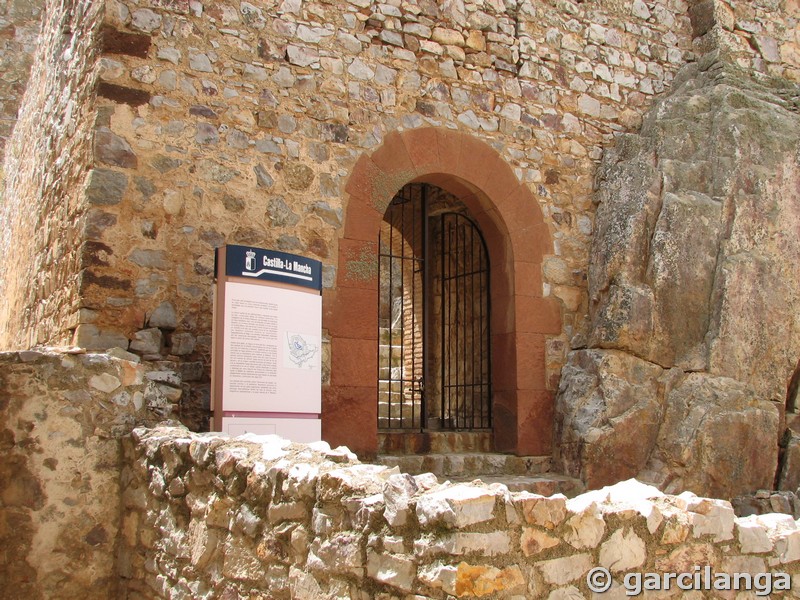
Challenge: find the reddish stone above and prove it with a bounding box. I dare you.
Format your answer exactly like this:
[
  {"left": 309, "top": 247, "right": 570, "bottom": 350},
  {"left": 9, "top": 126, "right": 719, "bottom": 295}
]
[
  {"left": 500, "top": 188, "right": 544, "bottom": 233},
  {"left": 100, "top": 25, "right": 151, "bottom": 58},
  {"left": 491, "top": 332, "right": 517, "bottom": 386},
  {"left": 492, "top": 391, "right": 518, "bottom": 453},
  {"left": 456, "top": 136, "right": 501, "bottom": 191},
  {"left": 490, "top": 295, "right": 514, "bottom": 335},
  {"left": 516, "top": 390, "right": 555, "bottom": 455},
  {"left": 97, "top": 82, "right": 150, "bottom": 107},
  {"left": 514, "top": 261, "right": 544, "bottom": 297},
  {"left": 435, "top": 129, "right": 462, "bottom": 172},
  {"left": 344, "top": 155, "right": 384, "bottom": 205},
  {"left": 337, "top": 239, "right": 379, "bottom": 290},
  {"left": 511, "top": 221, "right": 553, "bottom": 259},
  {"left": 401, "top": 127, "right": 440, "bottom": 173},
  {"left": 371, "top": 130, "right": 417, "bottom": 177},
  {"left": 515, "top": 296, "right": 562, "bottom": 335},
  {"left": 482, "top": 159, "right": 521, "bottom": 206},
  {"left": 516, "top": 333, "right": 548, "bottom": 391},
  {"left": 343, "top": 198, "right": 382, "bottom": 242},
  {"left": 325, "top": 287, "right": 377, "bottom": 340},
  {"left": 330, "top": 338, "right": 378, "bottom": 388},
  {"left": 322, "top": 385, "right": 377, "bottom": 457}
]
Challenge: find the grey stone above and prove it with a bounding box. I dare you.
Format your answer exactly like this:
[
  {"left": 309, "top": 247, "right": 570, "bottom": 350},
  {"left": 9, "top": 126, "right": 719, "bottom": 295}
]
[
  {"left": 199, "top": 161, "right": 238, "bottom": 184},
  {"left": 157, "top": 70, "right": 177, "bottom": 90},
  {"left": 347, "top": 58, "right": 375, "bottom": 80},
  {"left": 189, "top": 105, "right": 218, "bottom": 119},
  {"left": 135, "top": 176, "right": 156, "bottom": 199},
  {"left": 94, "top": 127, "right": 138, "bottom": 169},
  {"left": 180, "top": 361, "right": 205, "bottom": 382},
  {"left": 86, "top": 169, "right": 128, "bottom": 206},
  {"left": 129, "top": 249, "right": 169, "bottom": 270},
  {"left": 108, "top": 347, "right": 141, "bottom": 363},
  {"left": 131, "top": 65, "right": 157, "bottom": 84},
  {"left": 157, "top": 47, "right": 182, "bottom": 64},
  {"left": 73, "top": 324, "right": 130, "bottom": 350},
  {"left": 171, "top": 333, "right": 196, "bottom": 356},
  {"left": 244, "top": 63, "right": 268, "bottom": 81},
  {"left": 267, "top": 197, "right": 300, "bottom": 227},
  {"left": 319, "top": 123, "right": 348, "bottom": 143},
  {"left": 146, "top": 370, "right": 181, "bottom": 387},
  {"left": 277, "top": 114, "right": 296, "bottom": 134},
  {"left": 227, "top": 130, "right": 249, "bottom": 149},
  {"left": 150, "top": 155, "right": 182, "bottom": 173},
  {"left": 189, "top": 53, "right": 213, "bottom": 72},
  {"left": 255, "top": 138, "right": 281, "bottom": 154},
  {"left": 254, "top": 164, "right": 274, "bottom": 188},
  {"left": 195, "top": 123, "right": 219, "bottom": 144},
  {"left": 310, "top": 201, "right": 342, "bottom": 227},
  {"left": 286, "top": 45, "right": 319, "bottom": 67},
  {"left": 85, "top": 210, "right": 118, "bottom": 239},
  {"left": 130, "top": 328, "right": 163, "bottom": 355},
  {"left": 131, "top": 8, "right": 163, "bottom": 33},
  {"left": 148, "top": 301, "right": 178, "bottom": 329},
  {"left": 319, "top": 174, "right": 339, "bottom": 198}
]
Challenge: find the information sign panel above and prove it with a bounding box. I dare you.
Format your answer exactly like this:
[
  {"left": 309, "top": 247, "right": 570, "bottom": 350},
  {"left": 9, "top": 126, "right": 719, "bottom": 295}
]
[{"left": 211, "top": 245, "right": 322, "bottom": 441}]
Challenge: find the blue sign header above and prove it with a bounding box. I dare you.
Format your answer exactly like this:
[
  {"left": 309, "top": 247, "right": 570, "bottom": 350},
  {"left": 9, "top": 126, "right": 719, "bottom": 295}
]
[{"left": 218, "top": 245, "right": 322, "bottom": 291}]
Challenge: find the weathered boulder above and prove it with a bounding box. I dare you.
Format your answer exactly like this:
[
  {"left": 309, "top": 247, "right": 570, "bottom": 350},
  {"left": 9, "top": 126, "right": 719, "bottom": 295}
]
[
  {"left": 645, "top": 373, "right": 779, "bottom": 499},
  {"left": 557, "top": 57, "right": 800, "bottom": 498},
  {"left": 589, "top": 59, "right": 800, "bottom": 391},
  {"left": 553, "top": 349, "right": 666, "bottom": 489}
]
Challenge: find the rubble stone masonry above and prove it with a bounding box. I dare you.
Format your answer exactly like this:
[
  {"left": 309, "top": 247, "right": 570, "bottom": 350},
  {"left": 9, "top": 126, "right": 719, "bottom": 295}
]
[{"left": 120, "top": 425, "right": 800, "bottom": 599}]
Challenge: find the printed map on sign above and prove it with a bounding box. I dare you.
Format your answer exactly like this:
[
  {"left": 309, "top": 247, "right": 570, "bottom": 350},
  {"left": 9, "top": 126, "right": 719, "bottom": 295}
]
[{"left": 285, "top": 332, "right": 319, "bottom": 369}]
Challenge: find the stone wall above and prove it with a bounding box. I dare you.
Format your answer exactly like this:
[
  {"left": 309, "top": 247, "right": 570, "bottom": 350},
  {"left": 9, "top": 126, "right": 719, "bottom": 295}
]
[
  {"left": 0, "top": 0, "right": 103, "bottom": 350},
  {"left": 120, "top": 425, "right": 800, "bottom": 599},
  {"left": 0, "top": 349, "right": 181, "bottom": 600},
  {"left": 77, "top": 0, "right": 699, "bottom": 398},
  {"left": 0, "top": 0, "right": 44, "bottom": 162}
]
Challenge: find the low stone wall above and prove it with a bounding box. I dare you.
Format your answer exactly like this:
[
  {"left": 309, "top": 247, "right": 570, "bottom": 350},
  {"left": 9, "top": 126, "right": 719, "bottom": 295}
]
[
  {"left": 121, "top": 426, "right": 800, "bottom": 599},
  {"left": 0, "top": 349, "right": 178, "bottom": 600}
]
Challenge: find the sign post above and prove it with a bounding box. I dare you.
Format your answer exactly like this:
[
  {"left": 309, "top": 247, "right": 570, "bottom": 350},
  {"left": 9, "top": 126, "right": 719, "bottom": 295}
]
[{"left": 211, "top": 244, "right": 322, "bottom": 442}]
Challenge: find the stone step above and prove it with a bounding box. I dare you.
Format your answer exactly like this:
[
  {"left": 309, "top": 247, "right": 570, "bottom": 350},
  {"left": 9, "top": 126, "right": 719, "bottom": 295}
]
[
  {"left": 379, "top": 431, "right": 492, "bottom": 454},
  {"left": 376, "top": 453, "right": 583, "bottom": 498},
  {"left": 377, "top": 453, "right": 552, "bottom": 478},
  {"left": 378, "top": 402, "right": 423, "bottom": 419},
  {"left": 378, "top": 327, "right": 403, "bottom": 345},
  {"left": 450, "top": 474, "right": 585, "bottom": 498},
  {"left": 378, "top": 344, "right": 406, "bottom": 364}
]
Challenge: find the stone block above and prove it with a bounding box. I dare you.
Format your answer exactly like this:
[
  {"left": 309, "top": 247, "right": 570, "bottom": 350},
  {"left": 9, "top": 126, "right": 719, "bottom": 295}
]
[
  {"left": 130, "top": 328, "right": 163, "bottom": 355},
  {"left": 416, "top": 485, "right": 497, "bottom": 529},
  {"left": 366, "top": 551, "right": 415, "bottom": 592},
  {"left": 86, "top": 168, "right": 128, "bottom": 205}
]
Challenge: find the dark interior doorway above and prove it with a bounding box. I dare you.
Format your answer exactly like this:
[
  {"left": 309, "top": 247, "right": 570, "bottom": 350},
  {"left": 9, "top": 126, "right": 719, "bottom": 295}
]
[{"left": 377, "top": 183, "right": 491, "bottom": 432}]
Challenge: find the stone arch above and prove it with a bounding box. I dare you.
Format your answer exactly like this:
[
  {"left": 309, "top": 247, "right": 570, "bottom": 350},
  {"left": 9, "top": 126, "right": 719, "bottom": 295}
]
[{"left": 323, "top": 127, "right": 561, "bottom": 458}]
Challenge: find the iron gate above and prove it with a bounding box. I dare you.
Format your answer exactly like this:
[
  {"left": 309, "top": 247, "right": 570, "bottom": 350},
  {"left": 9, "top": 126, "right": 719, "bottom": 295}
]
[{"left": 377, "top": 183, "right": 491, "bottom": 431}]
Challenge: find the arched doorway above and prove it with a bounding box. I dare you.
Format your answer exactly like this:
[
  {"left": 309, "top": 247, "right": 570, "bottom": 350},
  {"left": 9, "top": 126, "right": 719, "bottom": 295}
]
[
  {"left": 378, "top": 183, "right": 491, "bottom": 432},
  {"left": 324, "top": 127, "right": 561, "bottom": 458}
]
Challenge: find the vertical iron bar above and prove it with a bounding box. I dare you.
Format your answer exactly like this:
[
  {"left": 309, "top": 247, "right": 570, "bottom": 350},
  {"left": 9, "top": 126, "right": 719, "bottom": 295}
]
[
  {"left": 421, "top": 185, "right": 430, "bottom": 432},
  {"left": 470, "top": 220, "right": 475, "bottom": 429},
  {"left": 440, "top": 213, "right": 445, "bottom": 429},
  {"left": 401, "top": 194, "right": 406, "bottom": 428},
  {"left": 389, "top": 204, "right": 395, "bottom": 428}
]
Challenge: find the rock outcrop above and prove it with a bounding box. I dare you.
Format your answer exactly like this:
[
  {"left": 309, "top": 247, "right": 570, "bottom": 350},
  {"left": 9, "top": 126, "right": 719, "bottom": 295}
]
[{"left": 555, "top": 55, "right": 800, "bottom": 498}]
